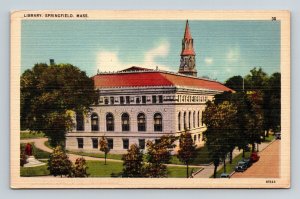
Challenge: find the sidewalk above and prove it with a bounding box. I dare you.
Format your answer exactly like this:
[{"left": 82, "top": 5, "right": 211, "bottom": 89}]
[{"left": 193, "top": 141, "right": 274, "bottom": 178}]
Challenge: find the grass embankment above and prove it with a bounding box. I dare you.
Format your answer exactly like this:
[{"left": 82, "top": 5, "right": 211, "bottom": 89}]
[
  {"left": 213, "top": 151, "right": 251, "bottom": 178},
  {"left": 20, "top": 131, "right": 46, "bottom": 139},
  {"left": 21, "top": 164, "right": 50, "bottom": 177},
  {"left": 20, "top": 143, "right": 51, "bottom": 159},
  {"left": 264, "top": 134, "right": 275, "bottom": 142}
]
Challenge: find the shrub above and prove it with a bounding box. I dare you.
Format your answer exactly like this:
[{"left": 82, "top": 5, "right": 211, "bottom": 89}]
[
  {"left": 47, "top": 146, "right": 72, "bottom": 177},
  {"left": 71, "top": 157, "right": 89, "bottom": 177}
]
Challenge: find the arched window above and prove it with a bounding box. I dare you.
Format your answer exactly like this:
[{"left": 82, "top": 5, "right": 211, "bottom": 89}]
[
  {"left": 106, "top": 113, "right": 114, "bottom": 131},
  {"left": 121, "top": 113, "right": 130, "bottom": 131},
  {"left": 91, "top": 113, "right": 99, "bottom": 131},
  {"left": 76, "top": 112, "right": 84, "bottom": 131},
  {"left": 183, "top": 112, "right": 187, "bottom": 130},
  {"left": 178, "top": 112, "right": 181, "bottom": 131},
  {"left": 188, "top": 111, "right": 191, "bottom": 129},
  {"left": 137, "top": 113, "right": 146, "bottom": 131},
  {"left": 193, "top": 111, "right": 195, "bottom": 128},
  {"left": 154, "top": 113, "right": 162, "bottom": 132}
]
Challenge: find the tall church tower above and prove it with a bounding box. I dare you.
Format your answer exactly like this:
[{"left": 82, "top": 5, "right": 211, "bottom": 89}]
[{"left": 178, "top": 20, "right": 197, "bottom": 77}]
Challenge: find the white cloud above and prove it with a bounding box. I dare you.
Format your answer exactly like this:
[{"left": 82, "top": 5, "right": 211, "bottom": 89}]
[
  {"left": 204, "top": 57, "right": 213, "bottom": 65},
  {"left": 226, "top": 46, "right": 240, "bottom": 62},
  {"left": 96, "top": 41, "right": 171, "bottom": 72}
]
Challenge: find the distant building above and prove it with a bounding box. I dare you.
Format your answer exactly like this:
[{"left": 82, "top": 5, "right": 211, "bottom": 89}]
[{"left": 66, "top": 21, "right": 232, "bottom": 154}]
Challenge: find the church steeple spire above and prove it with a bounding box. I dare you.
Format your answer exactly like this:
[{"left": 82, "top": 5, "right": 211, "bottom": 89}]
[{"left": 179, "top": 20, "right": 197, "bottom": 77}]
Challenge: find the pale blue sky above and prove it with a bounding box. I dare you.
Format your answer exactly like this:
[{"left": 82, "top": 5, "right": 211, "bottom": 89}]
[{"left": 21, "top": 20, "right": 280, "bottom": 82}]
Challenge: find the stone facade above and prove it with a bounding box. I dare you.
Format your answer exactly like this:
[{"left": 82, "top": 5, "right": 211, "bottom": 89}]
[{"left": 66, "top": 85, "right": 219, "bottom": 154}]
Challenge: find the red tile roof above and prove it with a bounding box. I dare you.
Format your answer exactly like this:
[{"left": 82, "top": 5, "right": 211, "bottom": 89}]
[
  {"left": 184, "top": 20, "right": 192, "bottom": 40},
  {"left": 93, "top": 68, "right": 233, "bottom": 92}
]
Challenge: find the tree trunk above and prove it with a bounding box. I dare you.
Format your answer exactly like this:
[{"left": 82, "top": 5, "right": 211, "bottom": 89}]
[
  {"left": 214, "top": 165, "right": 217, "bottom": 178},
  {"left": 266, "top": 130, "right": 269, "bottom": 137},
  {"left": 104, "top": 153, "right": 107, "bottom": 165},
  {"left": 223, "top": 156, "right": 226, "bottom": 173},
  {"left": 229, "top": 151, "right": 233, "bottom": 164},
  {"left": 186, "top": 163, "right": 189, "bottom": 178},
  {"left": 252, "top": 143, "right": 255, "bottom": 152},
  {"left": 242, "top": 149, "right": 245, "bottom": 158}
]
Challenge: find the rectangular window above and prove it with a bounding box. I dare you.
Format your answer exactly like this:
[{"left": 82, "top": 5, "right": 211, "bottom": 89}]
[
  {"left": 107, "top": 138, "right": 113, "bottom": 149},
  {"left": 198, "top": 134, "right": 201, "bottom": 141},
  {"left": 104, "top": 97, "right": 109, "bottom": 104},
  {"left": 123, "top": 139, "right": 129, "bottom": 149},
  {"left": 110, "top": 97, "right": 114, "bottom": 105},
  {"left": 139, "top": 139, "right": 145, "bottom": 149},
  {"left": 120, "top": 96, "right": 124, "bottom": 104},
  {"left": 126, "top": 96, "right": 130, "bottom": 104},
  {"left": 152, "top": 95, "right": 157, "bottom": 103},
  {"left": 194, "top": 135, "right": 197, "bottom": 143},
  {"left": 77, "top": 138, "right": 83, "bottom": 149},
  {"left": 158, "top": 95, "right": 163, "bottom": 103},
  {"left": 136, "top": 97, "right": 140, "bottom": 104},
  {"left": 142, "top": 96, "right": 146, "bottom": 104},
  {"left": 92, "top": 138, "right": 98, "bottom": 149},
  {"left": 99, "top": 97, "right": 104, "bottom": 103}
]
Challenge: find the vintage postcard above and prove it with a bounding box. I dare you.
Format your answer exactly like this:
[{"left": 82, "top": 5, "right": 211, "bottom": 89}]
[{"left": 10, "top": 10, "right": 290, "bottom": 188}]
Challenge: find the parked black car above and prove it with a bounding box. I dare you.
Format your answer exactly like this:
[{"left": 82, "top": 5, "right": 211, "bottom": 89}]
[
  {"left": 275, "top": 132, "right": 281, "bottom": 140},
  {"left": 242, "top": 158, "right": 252, "bottom": 168},
  {"left": 235, "top": 161, "right": 247, "bottom": 172},
  {"left": 220, "top": 173, "right": 230, "bottom": 178}
]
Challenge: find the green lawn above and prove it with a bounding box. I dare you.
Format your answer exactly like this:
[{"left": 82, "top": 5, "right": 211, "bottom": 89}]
[
  {"left": 44, "top": 141, "right": 54, "bottom": 149},
  {"left": 213, "top": 151, "right": 251, "bottom": 178},
  {"left": 69, "top": 146, "right": 212, "bottom": 166},
  {"left": 68, "top": 151, "right": 124, "bottom": 160},
  {"left": 20, "top": 164, "right": 50, "bottom": 177},
  {"left": 20, "top": 131, "right": 46, "bottom": 139},
  {"left": 87, "top": 161, "right": 200, "bottom": 178},
  {"left": 20, "top": 143, "right": 51, "bottom": 159},
  {"left": 20, "top": 160, "right": 200, "bottom": 178},
  {"left": 170, "top": 146, "right": 212, "bottom": 165},
  {"left": 264, "top": 134, "right": 275, "bottom": 142}
]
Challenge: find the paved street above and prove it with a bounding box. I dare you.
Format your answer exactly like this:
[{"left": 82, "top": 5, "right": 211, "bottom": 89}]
[
  {"left": 193, "top": 140, "right": 275, "bottom": 178},
  {"left": 232, "top": 140, "right": 280, "bottom": 178}
]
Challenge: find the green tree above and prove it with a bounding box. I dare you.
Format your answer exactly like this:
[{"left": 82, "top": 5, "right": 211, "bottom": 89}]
[
  {"left": 71, "top": 157, "right": 89, "bottom": 177},
  {"left": 203, "top": 101, "right": 238, "bottom": 174},
  {"left": 122, "top": 144, "right": 144, "bottom": 177},
  {"left": 244, "top": 67, "right": 268, "bottom": 91},
  {"left": 265, "top": 72, "right": 281, "bottom": 134},
  {"left": 177, "top": 132, "right": 197, "bottom": 178},
  {"left": 224, "top": 75, "right": 244, "bottom": 92},
  {"left": 48, "top": 146, "right": 72, "bottom": 177},
  {"left": 99, "top": 136, "right": 110, "bottom": 165},
  {"left": 21, "top": 63, "right": 97, "bottom": 146},
  {"left": 145, "top": 135, "right": 176, "bottom": 178}
]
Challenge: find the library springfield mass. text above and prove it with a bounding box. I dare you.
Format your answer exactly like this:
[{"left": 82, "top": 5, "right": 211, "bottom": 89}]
[{"left": 66, "top": 21, "right": 232, "bottom": 154}]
